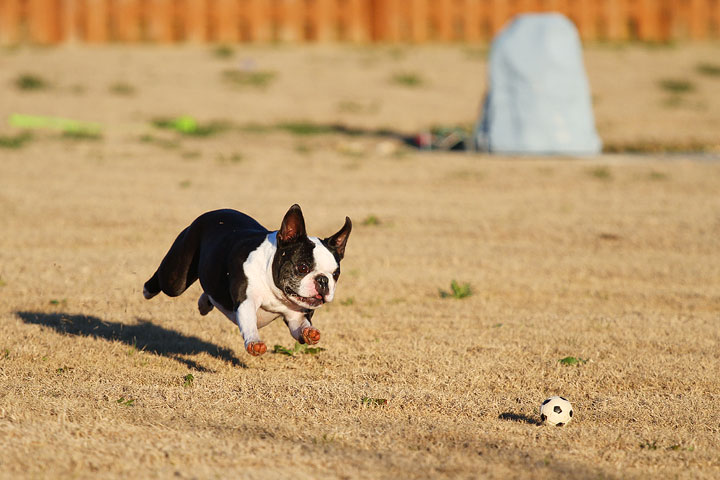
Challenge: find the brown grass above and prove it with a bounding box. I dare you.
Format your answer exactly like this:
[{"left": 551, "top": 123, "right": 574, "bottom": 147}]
[{"left": 0, "top": 44, "right": 719, "bottom": 479}]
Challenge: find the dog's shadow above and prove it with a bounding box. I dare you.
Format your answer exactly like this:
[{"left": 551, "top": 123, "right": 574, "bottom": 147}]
[
  {"left": 498, "top": 412, "right": 542, "bottom": 426},
  {"left": 17, "top": 311, "right": 247, "bottom": 371}
]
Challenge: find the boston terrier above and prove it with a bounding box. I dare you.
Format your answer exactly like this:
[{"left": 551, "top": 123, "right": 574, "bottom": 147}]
[{"left": 142, "top": 205, "right": 351, "bottom": 356}]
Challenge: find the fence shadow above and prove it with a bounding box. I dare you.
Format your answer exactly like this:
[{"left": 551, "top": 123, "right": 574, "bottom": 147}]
[{"left": 16, "top": 311, "right": 247, "bottom": 371}]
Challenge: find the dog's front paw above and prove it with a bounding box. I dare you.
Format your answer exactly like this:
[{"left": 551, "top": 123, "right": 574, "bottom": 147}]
[
  {"left": 246, "top": 341, "right": 267, "bottom": 356},
  {"left": 302, "top": 327, "right": 321, "bottom": 345}
]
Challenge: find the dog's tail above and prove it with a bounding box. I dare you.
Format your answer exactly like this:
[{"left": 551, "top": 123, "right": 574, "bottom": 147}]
[
  {"left": 142, "top": 273, "right": 161, "bottom": 299},
  {"left": 143, "top": 224, "right": 201, "bottom": 300}
]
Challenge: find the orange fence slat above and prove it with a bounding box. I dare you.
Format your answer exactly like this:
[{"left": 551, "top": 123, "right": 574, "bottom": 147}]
[
  {"left": 277, "top": 0, "right": 302, "bottom": 43},
  {"left": 112, "top": 0, "right": 142, "bottom": 42},
  {"left": 688, "top": 0, "right": 708, "bottom": 39},
  {"left": 310, "top": 0, "right": 335, "bottom": 42},
  {"left": 570, "top": 0, "right": 595, "bottom": 40},
  {"left": 371, "top": 0, "right": 402, "bottom": 42},
  {"left": 28, "top": 0, "right": 60, "bottom": 44},
  {"left": 542, "top": 0, "right": 566, "bottom": 14},
  {"left": 85, "top": 0, "right": 109, "bottom": 43},
  {"left": 636, "top": 0, "right": 660, "bottom": 40},
  {"left": 245, "top": 0, "right": 271, "bottom": 42},
  {"left": 343, "top": 0, "right": 370, "bottom": 42},
  {"left": 514, "top": 0, "right": 533, "bottom": 14},
  {"left": 512, "top": 0, "right": 530, "bottom": 17},
  {"left": 462, "top": 0, "right": 481, "bottom": 42},
  {"left": 0, "top": 0, "right": 22, "bottom": 44},
  {"left": 432, "top": 0, "right": 453, "bottom": 42},
  {"left": 489, "top": 0, "right": 509, "bottom": 36},
  {"left": 476, "top": 0, "right": 490, "bottom": 41},
  {"left": 617, "top": 0, "right": 630, "bottom": 40},
  {"left": 148, "top": 0, "right": 174, "bottom": 42},
  {"left": 388, "top": 0, "right": 402, "bottom": 42},
  {"left": 184, "top": 0, "right": 208, "bottom": 43},
  {"left": 214, "top": 0, "right": 239, "bottom": 42},
  {"left": 61, "top": 0, "right": 79, "bottom": 42}
]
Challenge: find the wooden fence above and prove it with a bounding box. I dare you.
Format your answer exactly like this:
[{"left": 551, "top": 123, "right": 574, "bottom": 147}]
[{"left": 1, "top": 0, "right": 720, "bottom": 45}]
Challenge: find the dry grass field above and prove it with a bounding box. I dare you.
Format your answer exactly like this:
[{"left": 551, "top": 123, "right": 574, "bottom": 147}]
[{"left": 1, "top": 44, "right": 720, "bottom": 479}]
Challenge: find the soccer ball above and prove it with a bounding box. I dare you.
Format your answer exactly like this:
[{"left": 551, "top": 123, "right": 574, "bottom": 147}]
[{"left": 539, "top": 396, "right": 573, "bottom": 426}]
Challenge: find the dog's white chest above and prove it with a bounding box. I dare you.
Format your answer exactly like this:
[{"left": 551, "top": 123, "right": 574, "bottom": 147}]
[{"left": 243, "top": 234, "right": 300, "bottom": 323}]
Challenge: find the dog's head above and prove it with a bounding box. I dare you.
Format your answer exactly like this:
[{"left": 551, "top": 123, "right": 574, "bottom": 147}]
[{"left": 272, "top": 204, "right": 351, "bottom": 310}]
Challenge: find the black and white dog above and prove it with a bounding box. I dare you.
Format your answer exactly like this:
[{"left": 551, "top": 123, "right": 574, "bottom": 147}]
[{"left": 143, "top": 205, "right": 351, "bottom": 356}]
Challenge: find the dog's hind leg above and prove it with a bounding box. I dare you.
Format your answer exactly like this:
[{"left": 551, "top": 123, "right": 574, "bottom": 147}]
[
  {"left": 143, "top": 223, "right": 202, "bottom": 299},
  {"left": 198, "top": 292, "right": 214, "bottom": 315}
]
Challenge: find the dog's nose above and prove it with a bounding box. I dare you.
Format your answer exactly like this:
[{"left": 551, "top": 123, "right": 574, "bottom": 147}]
[{"left": 315, "top": 274, "right": 329, "bottom": 296}]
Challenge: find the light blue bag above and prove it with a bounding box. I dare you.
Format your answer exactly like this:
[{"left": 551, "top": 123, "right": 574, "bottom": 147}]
[{"left": 476, "top": 13, "right": 602, "bottom": 154}]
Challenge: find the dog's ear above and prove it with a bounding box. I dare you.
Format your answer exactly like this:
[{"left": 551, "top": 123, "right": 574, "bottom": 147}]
[
  {"left": 324, "top": 217, "right": 352, "bottom": 260},
  {"left": 277, "top": 204, "right": 307, "bottom": 245}
]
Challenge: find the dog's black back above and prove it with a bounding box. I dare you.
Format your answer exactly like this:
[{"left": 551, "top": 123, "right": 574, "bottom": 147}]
[{"left": 143, "top": 209, "right": 269, "bottom": 310}]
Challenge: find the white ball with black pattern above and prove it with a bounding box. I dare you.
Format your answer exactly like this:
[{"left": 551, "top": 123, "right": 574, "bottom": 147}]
[{"left": 539, "top": 396, "right": 573, "bottom": 426}]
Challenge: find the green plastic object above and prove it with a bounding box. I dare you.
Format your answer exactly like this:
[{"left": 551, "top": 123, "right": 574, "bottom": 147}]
[{"left": 9, "top": 113, "right": 101, "bottom": 133}]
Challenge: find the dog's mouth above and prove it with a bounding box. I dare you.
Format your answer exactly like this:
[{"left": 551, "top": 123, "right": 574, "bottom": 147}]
[{"left": 284, "top": 287, "right": 325, "bottom": 308}]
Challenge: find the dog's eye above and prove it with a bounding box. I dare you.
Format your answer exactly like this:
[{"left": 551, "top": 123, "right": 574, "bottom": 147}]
[
  {"left": 332, "top": 268, "right": 340, "bottom": 280},
  {"left": 297, "top": 263, "right": 310, "bottom": 274}
]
